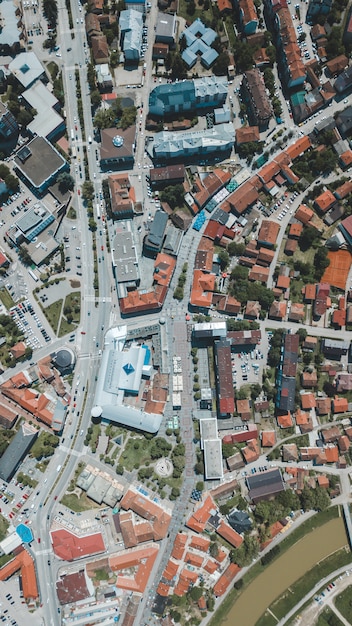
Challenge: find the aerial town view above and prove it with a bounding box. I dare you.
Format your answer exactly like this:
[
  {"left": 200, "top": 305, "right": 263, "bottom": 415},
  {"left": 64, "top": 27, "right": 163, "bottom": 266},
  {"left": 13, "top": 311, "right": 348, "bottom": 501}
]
[{"left": 2, "top": 0, "right": 352, "bottom": 624}]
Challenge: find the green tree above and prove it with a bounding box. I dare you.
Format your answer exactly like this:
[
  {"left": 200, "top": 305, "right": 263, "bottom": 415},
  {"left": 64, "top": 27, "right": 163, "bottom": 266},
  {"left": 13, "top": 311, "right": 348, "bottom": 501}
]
[
  {"left": 18, "top": 245, "right": 32, "bottom": 266},
  {"left": 314, "top": 247, "right": 330, "bottom": 281},
  {"left": 82, "top": 180, "right": 94, "bottom": 202},
  {"left": 57, "top": 172, "right": 75, "bottom": 193},
  {"left": 218, "top": 249, "right": 230, "bottom": 271},
  {"left": 91, "top": 90, "right": 102, "bottom": 107},
  {"left": 299, "top": 226, "right": 320, "bottom": 252}
]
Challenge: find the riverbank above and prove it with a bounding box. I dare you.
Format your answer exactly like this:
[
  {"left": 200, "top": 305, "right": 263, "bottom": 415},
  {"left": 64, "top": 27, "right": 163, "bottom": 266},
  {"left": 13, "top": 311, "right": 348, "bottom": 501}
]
[{"left": 207, "top": 507, "right": 347, "bottom": 626}]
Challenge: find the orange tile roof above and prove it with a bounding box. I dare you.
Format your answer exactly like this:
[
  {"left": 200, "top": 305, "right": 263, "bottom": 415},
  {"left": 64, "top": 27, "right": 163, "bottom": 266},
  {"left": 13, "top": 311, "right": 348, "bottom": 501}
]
[
  {"left": 186, "top": 495, "right": 216, "bottom": 533},
  {"left": 10, "top": 341, "right": 27, "bottom": 358},
  {"left": 242, "top": 438, "right": 260, "bottom": 463},
  {"left": 190, "top": 270, "right": 216, "bottom": 309},
  {"left": 109, "top": 544, "right": 159, "bottom": 593},
  {"left": 295, "top": 204, "right": 314, "bottom": 224},
  {"left": 314, "top": 190, "right": 336, "bottom": 213},
  {"left": 277, "top": 275, "right": 290, "bottom": 289},
  {"left": 317, "top": 475, "right": 329, "bottom": 488},
  {"left": 163, "top": 559, "right": 179, "bottom": 581},
  {"left": 277, "top": 412, "right": 293, "bottom": 428},
  {"left": 153, "top": 253, "right": 176, "bottom": 288},
  {"left": 284, "top": 136, "right": 311, "bottom": 161},
  {"left": 258, "top": 161, "right": 281, "bottom": 184},
  {"left": 339, "top": 150, "right": 352, "bottom": 167},
  {"left": 171, "top": 533, "right": 187, "bottom": 560},
  {"left": 214, "top": 563, "right": 241, "bottom": 597},
  {"left": 289, "top": 222, "right": 303, "bottom": 238},
  {"left": 325, "top": 445, "right": 339, "bottom": 463},
  {"left": 157, "top": 581, "right": 170, "bottom": 597},
  {"left": 338, "top": 435, "right": 350, "bottom": 452},
  {"left": 248, "top": 265, "right": 270, "bottom": 284},
  {"left": 295, "top": 409, "right": 309, "bottom": 425},
  {"left": 120, "top": 488, "right": 171, "bottom": 540},
  {"left": 204, "top": 558, "right": 218, "bottom": 574},
  {"left": 258, "top": 220, "right": 280, "bottom": 246},
  {"left": 333, "top": 396, "right": 348, "bottom": 413},
  {"left": 217, "top": 521, "right": 243, "bottom": 548},
  {"left": 189, "top": 535, "right": 210, "bottom": 552},
  {"left": 184, "top": 552, "right": 204, "bottom": 568},
  {"left": 227, "top": 181, "right": 259, "bottom": 215},
  {"left": 261, "top": 430, "right": 276, "bottom": 447},
  {"left": 0, "top": 548, "right": 38, "bottom": 600},
  {"left": 301, "top": 393, "right": 317, "bottom": 409},
  {"left": 51, "top": 528, "right": 105, "bottom": 561}
]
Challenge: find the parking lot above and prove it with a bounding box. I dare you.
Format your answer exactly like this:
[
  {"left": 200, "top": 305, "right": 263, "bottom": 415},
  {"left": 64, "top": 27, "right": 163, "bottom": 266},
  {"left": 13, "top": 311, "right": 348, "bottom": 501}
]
[
  {"left": 0, "top": 575, "right": 44, "bottom": 626},
  {"left": 232, "top": 347, "right": 265, "bottom": 389},
  {"left": 10, "top": 300, "right": 51, "bottom": 350}
]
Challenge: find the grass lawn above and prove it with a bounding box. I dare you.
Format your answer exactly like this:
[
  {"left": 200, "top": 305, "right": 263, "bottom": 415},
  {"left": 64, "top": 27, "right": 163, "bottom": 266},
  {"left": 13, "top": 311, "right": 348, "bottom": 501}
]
[
  {"left": 47, "top": 61, "right": 58, "bottom": 80},
  {"left": 120, "top": 437, "right": 154, "bottom": 471},
  {"left": 42, "top": 299, "right": 63, "bottom": 334},
  {"left": 335, "top": 585, "right": 352, "bottom": 623},
  {"left": 58, "top": 291, "right": 81, "bottom": 337},
  {"left": 0, "top": 514, "right": 9, "bottom": 541},
  {"left": 0, "top": 288, "right": 15, "bottom": 310},
  {"left": 67, "top": 207, "right": 77, "bottom": 219},
  {"left": 61, "top": 492, "right": 99, "bottom": 512},
  {"left": 178, "top": 0, "right": 213, "bottom": 22},
  {"left": 316, "top": 607, "right": 344, "bottom": 626}
]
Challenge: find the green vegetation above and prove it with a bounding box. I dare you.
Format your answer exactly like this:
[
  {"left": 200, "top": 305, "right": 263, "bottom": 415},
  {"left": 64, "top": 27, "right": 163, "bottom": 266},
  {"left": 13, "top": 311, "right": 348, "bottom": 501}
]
[
  {"left": 0, "top": 428, "right": 15, "bottom": 457},
  {"left": 178, "top": 0, "right": 213, "bottom": 23},
  {"left": 316, "top": 607, "right": 344, "bottom": 626},
  {"left": 208, "top": 507, "right": 340, "bottom": 626},
  {"left": 335, "top": 585, "right": 352, "bottom": 623},
  {"left": 174, "top": 263, "right": 188, "bottom": 301},
  {"left": 94, "top": 97, "right": 137, "bottom": 130},
  {"left": 58, "top": 291, "right": 81, "bottom": 337},
  {"left": 30, "top": 431, "right": 59, "bottom": 459},
  {"left": 0, "top": 514, "right": 9, "bottom": 541},
  {"left": 229, "top": 266, "right": 275, "bottom": 311},
  {"left": 16, "top": 472, "right": 38, "bottom": 488},
  {"left": 292, "top": 148, "right": 338, "bottom": 183},
  {"left": 159, "top": 184, "right": 185, "bottom": 211},
  {"left": 0, "top": 314, "right": 27, "bottom": 367},
  {"left": 42, "top": 299, "right": 63, "bottom": 334},
  {"left": 61, "top": 492, "right": 99, "bottom": 512},
  {"left": 0, "top": 288, "right": 15, "bottom": 310}
]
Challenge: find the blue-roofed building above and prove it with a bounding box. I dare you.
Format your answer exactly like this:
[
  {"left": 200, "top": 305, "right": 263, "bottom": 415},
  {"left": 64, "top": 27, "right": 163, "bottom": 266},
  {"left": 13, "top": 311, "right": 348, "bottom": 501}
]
[
  {"left": 148, "top": 123, "right": 234, "bottom": 164},
  {"left": 180, "top": 18, "right": 219, "bottom": 68},
  {"left": 0, "top": 423, "right": 38, "bottom": 483},
  {"left": 148, "top": 76, "right": 228, "bottom": 118},
  {"left": 120, "top": 9, "right": 143, "bottom": 62},
  {"left": 124, "top": 0, "right": 145, "bottom": 13}
]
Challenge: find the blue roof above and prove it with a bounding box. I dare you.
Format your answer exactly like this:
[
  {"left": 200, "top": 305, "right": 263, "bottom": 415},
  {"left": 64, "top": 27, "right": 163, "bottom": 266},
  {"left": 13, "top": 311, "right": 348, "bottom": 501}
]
[
  {"left": 16, "top": 523, "right": 33, "bottom": 544},
  {"left": 123, "top": 362, "right": 135, "bottom": 375},
  {"left": 142, "top": 345, "right": 151, "bottom": 365}
]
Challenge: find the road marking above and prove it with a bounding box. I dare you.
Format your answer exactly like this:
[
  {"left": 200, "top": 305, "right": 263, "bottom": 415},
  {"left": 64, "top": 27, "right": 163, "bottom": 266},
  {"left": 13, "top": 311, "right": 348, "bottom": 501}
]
[
  {"left": 84, "top": 295, "right": 112, "bottom": 303},
  {"left": 59, "top": 446, "right": 82, "bottom": 457}
]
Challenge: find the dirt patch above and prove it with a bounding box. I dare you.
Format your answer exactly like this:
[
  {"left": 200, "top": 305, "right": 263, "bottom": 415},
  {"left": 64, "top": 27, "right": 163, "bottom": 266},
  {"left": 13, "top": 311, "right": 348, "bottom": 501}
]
[{"left": 70, "top": 279, "right": 81, "bottom": 288}]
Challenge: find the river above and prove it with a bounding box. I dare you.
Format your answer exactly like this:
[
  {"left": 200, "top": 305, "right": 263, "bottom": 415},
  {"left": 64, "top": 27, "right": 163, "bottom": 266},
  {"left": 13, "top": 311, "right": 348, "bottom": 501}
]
[{"left": 221, "top": 517, "right": 347, "bottom": 626}]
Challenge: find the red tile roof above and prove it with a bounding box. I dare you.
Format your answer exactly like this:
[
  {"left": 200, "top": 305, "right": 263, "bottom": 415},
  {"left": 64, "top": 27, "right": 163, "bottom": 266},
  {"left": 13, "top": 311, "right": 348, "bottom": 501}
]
[
  {"left": 51, "top": 529, "right": 105, "bottom": 561},
  {"left": 186, "top": 495, "right": 216, "bottom": 533},
  {"left": 120, "top": 488, "right": 171, "bottom": 540},
  {"left": 217, "top": 521, "right": 243, "bottom": 548},
  {"left": 214, "top": 563, "right": 241, "bottom": 597}
]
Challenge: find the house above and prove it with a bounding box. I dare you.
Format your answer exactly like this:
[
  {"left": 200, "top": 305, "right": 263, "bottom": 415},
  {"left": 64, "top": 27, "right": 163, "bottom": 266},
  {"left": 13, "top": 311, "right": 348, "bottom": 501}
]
[
  {"left": 246, "top": 468, "right": 285, "bottom": 503},
  {"left": 284, "top": 239, "right": 298, "bottom": 255},
  {"left": 314, "top": 283, "right": 330, "bottom": 318},
  {"left": 336, "top": 373, "right": 352, "bottom": 392},
  {"left": 269, "top": 300, "right": 287, "bottom": 321},
  {"left": 242, "top": 438, "right": 260, "bottom": 463},
  {"left": 326, "top": 55, "right": 348, "bottom": 77},
  {"left": 238, "top": 0, "right": 258, "bottom": 35},
  {"left": 321, "top": 425, "right": 341, "bottom": 443},
  {"left": 91, "top": 35, "right": 110, "bottom": 64},
  {"left": 303, "top": 336, "right": 317, "bottom": 351},
  {"left": 316, "top": 396, "right": 331, "bottom": 415},
  {"left": 314, "top": 190, "right": 336, "bottom": 214},
  {"left": 245, "top": 300, "right": 261, "bottom": 319},
  {"left": 276, "top": 275, "right": 290, "bottom": 291},
  {"left": 261, "top": 431, "right": 276, "bottom": 448},
  {"left": 236, "top": 398, "right": 251, "bottom": 421},
  {"left": 257, "top": 220, "right": 280, "bottom": 248},
  {"left": 248, "top": 265, "right": 269, "bottom": 283},
  {"left": 288, "top": 302, "right": 305, "bottom": 323},
  {"left": 10, "top": 342, "right": 26, "bottom": 360},
  {"left": 332, "top": 396, "right": 348, "bottom": 414},
  {"left": 301, "top": 369, "right": 317, "bottom": 388},
  {"left": 235, "top": 126, "right": 260, "bottom": 144},
  {"left": 241, "top": 69, "right": 273, "bottom": 129},
  {"left": 301, "top": 393, "right": 316, "bottom": 410},
  {"left": 282, "top": 443, "right": 298, "bottom": 462},
  {"left": 295, "top": 204, "right": 314, "bottom": 224},
  {"left": 277, "top": 412, "right": 293, "bottom": 428}
]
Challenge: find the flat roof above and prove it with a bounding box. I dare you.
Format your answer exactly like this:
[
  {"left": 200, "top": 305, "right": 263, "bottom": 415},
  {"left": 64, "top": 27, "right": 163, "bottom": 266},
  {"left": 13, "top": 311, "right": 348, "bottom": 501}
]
[
  {"left": 9, "top": 52, "right": 45, "bottom": 88},
  {"left": 112, "top": 222, "right": 139, "bottom": 283},
  {"left": 14, "top": 136, "right": 66, "bottom": 188},
  {"left": 0, "top": 423, "right": 38, "bottom": 482},
  {"left": 204, "top": 439, "right": 223, "bottom": 480}
]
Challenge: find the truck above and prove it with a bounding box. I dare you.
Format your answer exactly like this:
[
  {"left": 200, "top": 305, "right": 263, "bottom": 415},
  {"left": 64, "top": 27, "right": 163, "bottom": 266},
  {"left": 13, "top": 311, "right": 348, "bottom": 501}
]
[
  {"left": 88, "top": 135, "right": 92, "bottom": 143},
  {"left": 28, "top": 269, "right": 38, "bottom": 282},
  {"left": 71, "top": 128, "right": 74, "bottom": 140},
  {"left": 96, "top": 204, "right": 101, "bottom": 219}
]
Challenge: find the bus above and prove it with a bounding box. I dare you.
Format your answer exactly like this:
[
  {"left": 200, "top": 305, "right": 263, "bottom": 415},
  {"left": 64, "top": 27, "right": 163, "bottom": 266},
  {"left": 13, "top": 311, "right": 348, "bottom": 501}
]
[
  {"left": 96, "top": 204, "right": 101, "bottom": 219},
  {"left": 28, "top": 269, "right": 38, "bottom": 282},
  {"left": 71, "top": 128, "right": 74, "bottom": 140},
  {"left": 71, "top": 147, "right": 77, "bottom": 159}
]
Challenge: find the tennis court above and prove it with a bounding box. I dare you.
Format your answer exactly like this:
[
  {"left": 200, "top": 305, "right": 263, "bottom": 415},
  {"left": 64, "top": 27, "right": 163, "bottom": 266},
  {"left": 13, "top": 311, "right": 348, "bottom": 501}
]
[{"left": 322, "top": 250, "right": 352, "bottom": 290}]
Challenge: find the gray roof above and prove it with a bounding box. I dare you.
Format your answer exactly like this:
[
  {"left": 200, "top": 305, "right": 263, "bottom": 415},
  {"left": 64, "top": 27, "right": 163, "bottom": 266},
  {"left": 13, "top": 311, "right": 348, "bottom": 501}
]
[
  {"left": 146, "top": 209, "right": 168, "bottom": 248},
  {"left": 0, "top": 423, "right": 38, "bottom": 482},
  {"left": 203, "top": 438, "right": 223, "bottom": 480},
  {"left": 0, "top": 0, "right": 21, "bottom": 48},
  {"left": 155, "top": 12, "right": 176, "bottom": 40},
  {"left": 112, "top": 224, "right": 139, "bottom": 284},
  {"left": 9, "top": 52, "right": 45, "bottom": 88},
  {"left": 92, "top": 326, "right": 162, "bottom": 433},
  {"left": 246, "top": 468, "right": 285, "bottom": 502},
  {"left": 14, "top": 136, "right": 67, "bottom": 189},
  {"left": 150, "top": 123, "right": 234, "bottom": 161}
]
